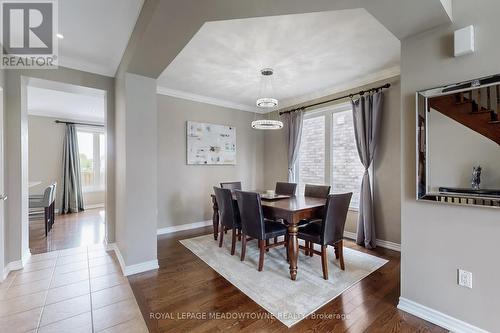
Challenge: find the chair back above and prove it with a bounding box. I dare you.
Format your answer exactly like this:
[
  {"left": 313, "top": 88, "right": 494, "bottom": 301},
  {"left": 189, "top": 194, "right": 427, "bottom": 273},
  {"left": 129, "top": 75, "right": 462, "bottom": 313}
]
[
  {"left": 304, "top": 184, "right": 331, "bottom": 198},
  {"left": 220, "top": 182, "right": 242, "bottom": 191},
  {"left": 234, "top": 190, "right": 265, "bottom": 240},
  {"left": 321, "top": 193, "right": 353, "bottom": 245},
  {"left": 41, "top": 186, "right": 53, "bottom": 206},
  {"left": 50, "top": 182, "right": 57, "bottom": 205},
  {"left": 275, "top": 182, "right": 297, "bottom": 196},
  {"left": 213, "top": 187, "right": 239, "bottom": 229}
]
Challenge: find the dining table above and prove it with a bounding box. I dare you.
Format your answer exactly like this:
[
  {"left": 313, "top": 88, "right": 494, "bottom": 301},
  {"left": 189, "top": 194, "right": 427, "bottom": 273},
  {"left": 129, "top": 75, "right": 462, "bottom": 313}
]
[{"left": 210, "top": 192, "right": 326, "bottom": 281}]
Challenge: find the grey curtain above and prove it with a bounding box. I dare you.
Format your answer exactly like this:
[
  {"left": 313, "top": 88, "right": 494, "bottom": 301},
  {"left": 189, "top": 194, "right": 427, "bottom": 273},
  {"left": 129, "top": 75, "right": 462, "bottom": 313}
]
[
  {"left": 61, "top": 124, "right": 84, "bottom": 214},
  {"left": 284, "top": 109, "right": 304, "bottom": 181},
  {"left": 351, "top": 91, "right": 383, "bottom": 249}
]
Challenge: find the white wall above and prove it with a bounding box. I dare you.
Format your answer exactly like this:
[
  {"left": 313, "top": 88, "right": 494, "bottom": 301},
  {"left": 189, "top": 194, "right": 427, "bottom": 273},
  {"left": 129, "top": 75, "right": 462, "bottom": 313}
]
[
  {"left": 428, "top": 109, "right": 500, "bottom": 191},
  {"left": 157, "top": 94, "right": 265, "bottom": 228},
  {"left": 401, "top": 1, "right": 500, "bottom": 331},
  {"left": 28, "top": 115, "right": 106, "bottom": 210}
]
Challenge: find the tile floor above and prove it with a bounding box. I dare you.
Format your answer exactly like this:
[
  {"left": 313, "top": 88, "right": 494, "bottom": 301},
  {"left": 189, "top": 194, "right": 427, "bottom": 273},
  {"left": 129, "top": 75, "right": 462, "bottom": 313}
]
[{"left": 0, "top": 244, "right": 148, "bottom": 333}]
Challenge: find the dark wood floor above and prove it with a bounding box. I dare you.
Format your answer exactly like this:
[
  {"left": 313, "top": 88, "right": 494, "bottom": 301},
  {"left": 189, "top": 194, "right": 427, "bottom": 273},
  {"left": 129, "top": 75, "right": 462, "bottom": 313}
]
[
  {"left": 29, "top": 208, "right": 106, "bottom": 254},
  {"left": 128, "top": 227, "right": 446, "bottom": 333}
]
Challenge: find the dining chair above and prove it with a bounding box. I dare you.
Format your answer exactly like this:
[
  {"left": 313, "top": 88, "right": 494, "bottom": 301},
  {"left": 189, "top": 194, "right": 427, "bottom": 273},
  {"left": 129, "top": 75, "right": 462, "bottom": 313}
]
[
  {"left": 29, "top": 184, "right": 56, "bottom": 236},
  {"left": 220, "top": 181, "right": 242, "bottom": 191},
  {"left": 297, "top": 192, "right": 352, "bottom": 279},
  {"left": 275, "top": 182, "right": 297, "bottom": 196},
  {"left": 213, "top": 186, "right": 241, "bottom": 255},
  {"left": 304, "top": 184, "right": 331, "bottom": 198},
  {"left": 234, "top": 190, "right": 288, "bottom": 271}
]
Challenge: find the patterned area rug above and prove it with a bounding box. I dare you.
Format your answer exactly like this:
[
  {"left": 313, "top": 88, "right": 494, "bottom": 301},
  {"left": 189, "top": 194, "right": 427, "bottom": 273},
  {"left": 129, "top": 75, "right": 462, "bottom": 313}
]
[{"left": 181, "top": 234, "right": 388, "bottom": 327}]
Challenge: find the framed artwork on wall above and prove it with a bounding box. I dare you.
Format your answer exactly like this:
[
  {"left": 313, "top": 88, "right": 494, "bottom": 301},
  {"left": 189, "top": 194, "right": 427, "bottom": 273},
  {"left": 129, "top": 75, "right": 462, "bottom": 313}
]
[{"left": 186, "top": 121, "right": 236, "bottom": 165}]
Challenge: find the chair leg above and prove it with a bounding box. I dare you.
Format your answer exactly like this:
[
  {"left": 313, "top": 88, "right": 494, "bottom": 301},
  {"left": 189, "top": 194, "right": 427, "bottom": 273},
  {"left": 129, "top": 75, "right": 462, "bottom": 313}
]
[
  {"left": 338, "top": 240, "right": 345, "bottom": 271},
  {"left": 334, "top": 244, "right": 340, "bottom": 259},
  {"left": 265, "top": 239, "right": 269, "bottom": 252},
  {"left": 240, "top": 234, "right": 247, "bottom": 261},
  {"left": 258, "top": 240, "right": 265, "bottom": 271},
  {"left": 309, "top": 242, "right": 314, "bottom": 257},
  {"left": 304, "top": 241, "right": 309, "bottom": 256},
  {"left": 321, "top": 245, "right": 328, "bottom": 280},
  {"left": 44, "top": 207, "right": 49, "bottom": 237},
  {"left": 218, "top": 226, "right": 224, "bottom": 248},
  {"left": 285, "top": 234, "right": 289, "bottom": 262},
  {"left": 274, "top": 236, "right": 278, "bottom": 244},
  {"left": 230, "top": 228, "right": 237, "bottom": 255}
]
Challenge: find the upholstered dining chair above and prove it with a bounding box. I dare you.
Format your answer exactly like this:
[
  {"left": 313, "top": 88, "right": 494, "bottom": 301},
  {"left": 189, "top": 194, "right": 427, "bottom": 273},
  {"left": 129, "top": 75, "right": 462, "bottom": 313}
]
[
  {"left": 298, "top": 192, "right": 352, "bottom": 280},
  {"left": 29, "top": 183, "right": 57, "bottom": 236},
  {"left": 220, "top": 181, "right": 242, "bottom": 191},
  {"left": 213, "top": 186, "right": 241, "bottom": 255},
  {"left": 304, "top": 184, "right": 331, "bottom": 198},
  {"left": 234, "top": 190, "right": 288, "bottom": 271},
  {"left": 275, "top": 182, "right": 297, "bottom": 196}
]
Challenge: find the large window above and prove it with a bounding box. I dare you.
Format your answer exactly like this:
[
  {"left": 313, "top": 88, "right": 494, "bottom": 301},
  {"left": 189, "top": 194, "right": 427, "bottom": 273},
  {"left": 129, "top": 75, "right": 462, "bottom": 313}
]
[
  {"left": 296, "top": 104, "right": 365, "bottom": 209},
  {"left": 77, "top": 128, "right": 105, "bottom": 192}
]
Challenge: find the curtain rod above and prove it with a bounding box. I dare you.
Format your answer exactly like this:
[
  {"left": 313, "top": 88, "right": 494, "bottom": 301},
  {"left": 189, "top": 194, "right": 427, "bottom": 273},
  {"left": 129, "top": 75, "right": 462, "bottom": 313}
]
[
  {"left": 54, "top": 120, "right": 104, "bottom": 127},
  {"left": 279, "top": 83, "right": 391, "bottom": 116}
]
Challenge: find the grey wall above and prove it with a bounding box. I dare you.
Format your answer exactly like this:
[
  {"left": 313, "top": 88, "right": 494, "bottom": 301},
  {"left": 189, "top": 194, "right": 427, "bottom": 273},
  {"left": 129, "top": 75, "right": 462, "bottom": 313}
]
[
  {"left": 0, "top": 69, "right": 5, "bottom": 277},
  {"left": 400, "top": 1, "right": 500, "bottom": 331},
  {"left": 263, "top": 77, "right": 401, "bottom": 244},
  {"left": 114, "top": 72, "right": 158, "bottom": 267},
  {"left": 157, "top": 94, "right": 265, "bottom": 228},
  {"left": 28, "top": 115, "right": 106, "bottom": 210},
  {"left": 4, "top": 67, "right": 115, "bottom": 267}
]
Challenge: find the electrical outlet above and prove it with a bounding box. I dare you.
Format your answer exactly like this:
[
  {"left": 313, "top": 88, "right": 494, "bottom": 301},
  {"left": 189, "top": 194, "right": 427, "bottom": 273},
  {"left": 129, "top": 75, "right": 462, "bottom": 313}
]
[{"left": 458, "top": 269, "right": 473, "bottom": 289}]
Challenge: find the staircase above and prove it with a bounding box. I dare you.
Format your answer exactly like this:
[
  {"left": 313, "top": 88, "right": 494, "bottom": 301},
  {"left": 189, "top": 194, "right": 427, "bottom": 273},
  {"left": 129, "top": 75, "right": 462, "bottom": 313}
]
[{"left": 428, "top": 86, "right": 500, "bottom": 145}]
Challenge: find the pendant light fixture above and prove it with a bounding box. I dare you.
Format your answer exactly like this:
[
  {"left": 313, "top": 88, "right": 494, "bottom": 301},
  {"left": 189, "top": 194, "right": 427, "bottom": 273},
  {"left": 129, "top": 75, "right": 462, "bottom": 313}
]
[{"left": 252, "top": 68, "right": 283, "bottom": 130}]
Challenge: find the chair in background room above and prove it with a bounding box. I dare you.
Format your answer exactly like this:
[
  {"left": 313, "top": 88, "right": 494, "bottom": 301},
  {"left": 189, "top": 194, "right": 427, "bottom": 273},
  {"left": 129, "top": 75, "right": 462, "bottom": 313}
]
[
  {"left": 275, "top": 182, "right": 297, "bottom": 196},
  {"left": 220, "top": 181, "right": 242, "bottom": 191},
  {"left": 213, "top": 186, "right": 241, "bottom": 255},
  {"left": 29, "top": 182, "right": 57, "bottom": 236},
  {"left": 298, "top": 192, "right": 352, "bottom": 279},
  {"left": 234, "top": 190, "right": 287, "bottom": 271}
]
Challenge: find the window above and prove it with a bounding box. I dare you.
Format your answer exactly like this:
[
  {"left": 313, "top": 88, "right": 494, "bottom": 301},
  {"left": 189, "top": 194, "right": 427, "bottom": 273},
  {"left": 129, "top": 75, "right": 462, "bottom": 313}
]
[
  {"left": 296, "top": 104, "right": 365, "bottom": 209},
  {"left": 77, "top": 128, "right": 105, "bottom": 192}
]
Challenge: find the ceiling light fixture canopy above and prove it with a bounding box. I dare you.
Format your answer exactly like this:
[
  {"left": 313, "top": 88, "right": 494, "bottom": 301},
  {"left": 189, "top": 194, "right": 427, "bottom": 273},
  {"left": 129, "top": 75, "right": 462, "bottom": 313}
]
[{"left": 252, "top": 68, "right": 283, "bottom": 130}]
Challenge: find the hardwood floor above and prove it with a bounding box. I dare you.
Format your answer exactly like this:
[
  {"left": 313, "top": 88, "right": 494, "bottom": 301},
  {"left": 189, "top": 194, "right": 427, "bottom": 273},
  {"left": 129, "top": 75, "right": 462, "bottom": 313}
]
[
  {"left": 128, "top": 227, "right": 446, "bottom": 333},
  {"left": 29, "top": 208, "right": 105, "bottom": 254}
]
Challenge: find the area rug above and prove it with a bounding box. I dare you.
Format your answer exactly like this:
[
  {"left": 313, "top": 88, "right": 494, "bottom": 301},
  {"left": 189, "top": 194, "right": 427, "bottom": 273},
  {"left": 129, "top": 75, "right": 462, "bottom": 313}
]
[{"left": 180, "top": 234, "right": 388, "bottom": 327}]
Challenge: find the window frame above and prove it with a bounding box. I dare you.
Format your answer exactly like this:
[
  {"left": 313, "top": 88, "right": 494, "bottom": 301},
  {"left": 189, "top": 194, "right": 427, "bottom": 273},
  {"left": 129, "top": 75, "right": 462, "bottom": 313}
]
[
  {"left": 294, "top": 102, "right": 373, "bottom": 211},
  {"left": 77, "top": 126, "right": 105, "bottom": 193}
]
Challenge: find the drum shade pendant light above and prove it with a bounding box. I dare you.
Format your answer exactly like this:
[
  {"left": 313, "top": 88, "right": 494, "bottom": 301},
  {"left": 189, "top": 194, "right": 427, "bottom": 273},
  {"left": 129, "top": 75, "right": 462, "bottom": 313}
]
[{"left": 252, "top": 68, "right": 283, "bottom": 130}]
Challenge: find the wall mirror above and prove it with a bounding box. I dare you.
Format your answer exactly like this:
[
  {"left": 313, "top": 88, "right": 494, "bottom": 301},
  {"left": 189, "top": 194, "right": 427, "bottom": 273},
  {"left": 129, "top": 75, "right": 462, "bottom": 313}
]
[{"left": 417, "top": 74, "right": 500, "bottom": 208}]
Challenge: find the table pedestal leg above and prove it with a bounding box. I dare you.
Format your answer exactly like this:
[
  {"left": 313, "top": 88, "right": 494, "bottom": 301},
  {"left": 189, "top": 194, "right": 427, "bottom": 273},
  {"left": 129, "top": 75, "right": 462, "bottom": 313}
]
[{"left": 287, "top": 224, "right": 299, "bottom": 280}]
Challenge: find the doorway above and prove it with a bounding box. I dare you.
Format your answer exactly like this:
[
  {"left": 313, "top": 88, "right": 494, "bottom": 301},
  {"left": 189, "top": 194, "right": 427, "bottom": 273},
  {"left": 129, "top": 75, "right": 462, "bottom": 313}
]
[{"left": 26, "top": 78, "right": 108, "bottom": 254}]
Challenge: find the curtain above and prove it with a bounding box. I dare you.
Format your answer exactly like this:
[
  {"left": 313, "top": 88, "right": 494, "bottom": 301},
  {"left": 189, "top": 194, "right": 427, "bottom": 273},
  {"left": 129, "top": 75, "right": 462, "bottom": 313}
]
[
  {"left": 351, "top": 91, "right": 383, "bottom": 249},
  {"left": 284, "top": 109, "right": 304, "bottom": 181},
  {"left": 61, "top": 124, "right": 84, "bottom": 214}
]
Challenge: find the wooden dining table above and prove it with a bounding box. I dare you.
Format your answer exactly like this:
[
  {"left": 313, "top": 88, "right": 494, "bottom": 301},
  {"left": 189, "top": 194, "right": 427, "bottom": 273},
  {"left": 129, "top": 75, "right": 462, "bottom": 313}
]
[{"left": 210, "top": 193, "right": 326, "bottom": 281}]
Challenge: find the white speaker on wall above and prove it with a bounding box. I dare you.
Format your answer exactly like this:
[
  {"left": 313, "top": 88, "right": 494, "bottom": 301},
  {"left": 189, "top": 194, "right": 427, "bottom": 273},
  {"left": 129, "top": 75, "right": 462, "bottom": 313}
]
[{"left": 454, "top": 25, "right": 475, "bottom": 57}]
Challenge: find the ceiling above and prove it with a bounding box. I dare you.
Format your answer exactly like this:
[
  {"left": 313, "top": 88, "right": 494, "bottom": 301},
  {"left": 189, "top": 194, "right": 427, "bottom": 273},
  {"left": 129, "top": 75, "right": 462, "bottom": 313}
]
[
  {"left": 58, "top": 0, "right": 143, "bottom": 76},
  {"left": 27, "top": 79, "right": 105, "bottom": 123},
  {"left": 157, "top": 9, "right": 400, "bottom": 112}
]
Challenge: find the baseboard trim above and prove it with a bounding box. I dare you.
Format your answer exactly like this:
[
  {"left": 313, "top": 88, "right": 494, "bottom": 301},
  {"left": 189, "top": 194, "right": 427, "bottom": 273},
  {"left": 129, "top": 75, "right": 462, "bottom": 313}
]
[
  {"left": 106, "top": 243, "right": 159, "bottom": 276},
  {"left": 397, "top": 297, "right": 488, "bottom": 333},
  {"left": 343, "top": 231, "right": 401, "bottom": 252},
  {"left": 157, "top": 220, "right": 212, "bottom": 235},
  {"left": 84, "top": 203, "right": 105, "bottom": 210}
]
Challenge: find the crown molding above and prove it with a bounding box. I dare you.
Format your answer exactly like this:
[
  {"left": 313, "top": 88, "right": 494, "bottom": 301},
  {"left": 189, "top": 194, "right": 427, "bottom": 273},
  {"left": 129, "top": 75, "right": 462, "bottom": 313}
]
[
  {"left": 276, "top": 65, "right": 401, "bottom": 111},
  {"left": 157, "top": 65, "right": 400, "bottom": 115},
  {"left": 157, "top": 86, "right": 264, "bottom": 113}
]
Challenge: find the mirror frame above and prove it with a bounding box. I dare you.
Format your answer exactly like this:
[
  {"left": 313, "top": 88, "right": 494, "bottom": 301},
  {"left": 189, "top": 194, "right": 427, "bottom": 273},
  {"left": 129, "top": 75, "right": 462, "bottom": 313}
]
[{"left": 416, "top": 74, "right": 500, "bottom": 209}]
